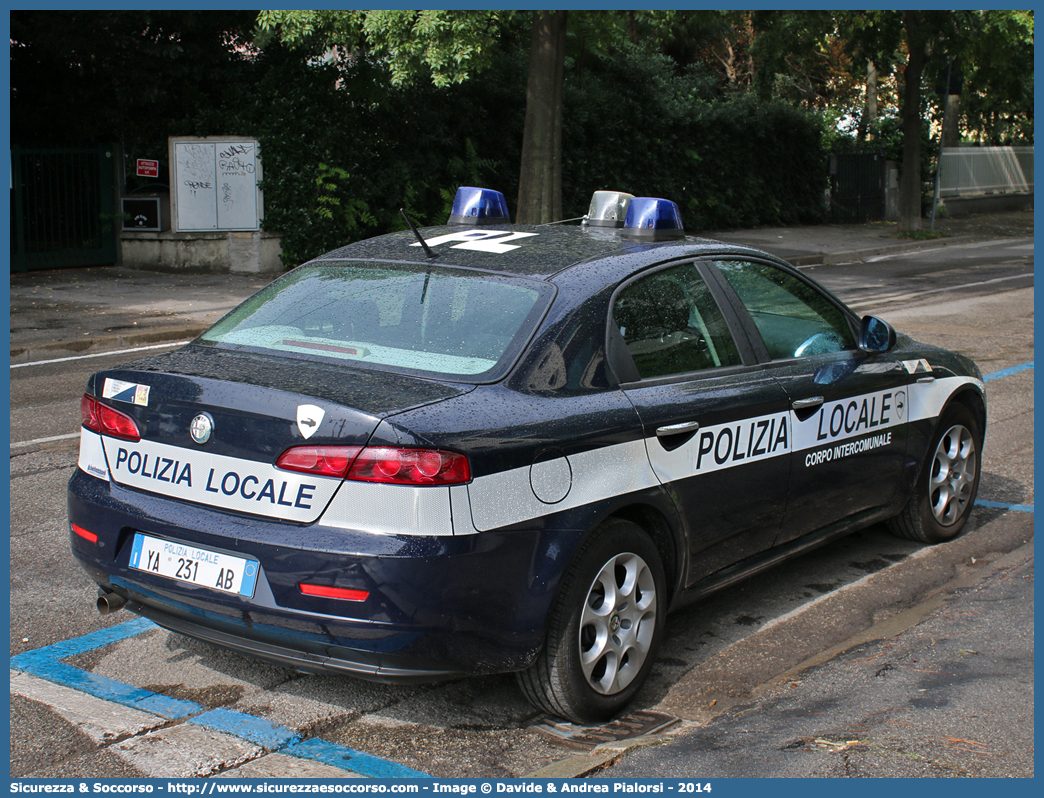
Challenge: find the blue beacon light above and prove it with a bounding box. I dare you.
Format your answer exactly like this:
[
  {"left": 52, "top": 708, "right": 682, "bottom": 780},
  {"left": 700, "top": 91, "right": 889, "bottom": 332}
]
[
  {"left": 447, "top": 187, "right": 511, "bottom": 226},
  {"left": 622, "top": 197, "right": 685, "bottom": 240}
]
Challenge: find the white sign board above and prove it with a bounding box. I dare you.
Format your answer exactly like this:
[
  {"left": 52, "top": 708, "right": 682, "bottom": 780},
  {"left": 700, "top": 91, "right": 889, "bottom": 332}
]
[{"left": 170, "top": 137, "right": 262, "bottom": 231}]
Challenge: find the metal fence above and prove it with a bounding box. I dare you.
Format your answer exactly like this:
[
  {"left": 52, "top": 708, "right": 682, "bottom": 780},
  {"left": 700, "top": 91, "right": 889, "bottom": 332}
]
[
  {"left": 10, "top": 145, "right": 117, "bottom": 272},
  {"left": 938, "top": 146, "right": 1034, "bottom": 198},
  {"left": 828, "top": 150, "right": 887, "bottom": 223}
]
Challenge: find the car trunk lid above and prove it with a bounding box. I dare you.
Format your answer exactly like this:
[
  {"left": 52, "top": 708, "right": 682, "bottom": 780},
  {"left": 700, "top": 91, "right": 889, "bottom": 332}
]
[{"left": 83, "top": 346, "right": 473, "bottom": 523}]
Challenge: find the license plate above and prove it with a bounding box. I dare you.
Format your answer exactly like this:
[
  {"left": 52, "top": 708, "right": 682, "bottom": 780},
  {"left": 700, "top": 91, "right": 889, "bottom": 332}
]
[{"left": 129, "top": 533, "right": 259, "bottom": 598}]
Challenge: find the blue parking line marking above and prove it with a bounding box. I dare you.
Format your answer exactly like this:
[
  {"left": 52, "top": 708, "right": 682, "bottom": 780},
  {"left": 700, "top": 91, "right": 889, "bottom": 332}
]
[
  {"left": 10, "top": 616, "right": 156, "bottom": 663},
  {"left": 14, "top": 656, "right": 200, "bottom": 718},
  {"left": 10, "top": 617, "right": 431, "bottom": 777},
  {"left": 975, "top": 499, "right": 1034, "bottom": 513},
  {"left": 285, "top": 737, "right": 433, "bottom": 779},
  {"left": 10, "top": 618, "right": 200, "bottom": 719},
  {"left": 191, "top": 707, "right": 301, "bottom": 749},
  {"left": 983, "top": 361, "right": 1033, "bottom": 381}
]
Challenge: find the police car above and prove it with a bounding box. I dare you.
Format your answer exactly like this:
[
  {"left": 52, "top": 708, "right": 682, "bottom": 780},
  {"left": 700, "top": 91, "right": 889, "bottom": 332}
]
[{"left": 69, "top": 187, "right": 985, "bottom": 723}]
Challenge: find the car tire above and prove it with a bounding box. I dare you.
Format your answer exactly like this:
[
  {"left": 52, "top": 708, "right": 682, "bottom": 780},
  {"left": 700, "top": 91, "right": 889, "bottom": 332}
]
[
  {"left": 887, "top": 403, "right": 982, "bottom": 544},
  {"left": 516, "top": 518, "right": 665, "bottom": 723}
]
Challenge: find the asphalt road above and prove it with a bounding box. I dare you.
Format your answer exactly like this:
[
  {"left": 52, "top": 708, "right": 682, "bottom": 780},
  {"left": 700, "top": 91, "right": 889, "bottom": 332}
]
[{"left": 8, "top": 240, "right": 1034, "bottom": 778}]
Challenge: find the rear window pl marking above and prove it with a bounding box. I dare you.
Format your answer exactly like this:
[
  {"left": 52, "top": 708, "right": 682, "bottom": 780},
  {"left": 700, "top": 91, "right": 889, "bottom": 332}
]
[
  {"left": 218, "top": 326, "right": 497, "bottom": 374},
  {"left": 283, "top": 339, "right": 366, "bottom": 356}
]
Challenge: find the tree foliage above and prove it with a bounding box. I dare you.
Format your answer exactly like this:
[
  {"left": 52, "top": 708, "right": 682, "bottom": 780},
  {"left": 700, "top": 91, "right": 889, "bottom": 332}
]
[
  {"left": 561, "top": 47, "right": 825, "bottom": 229},
  {"left": 10, "top": 9, "right": 1033, "bottom": 265},
  {"left": 257, "top": 9, "right": 689, "bottom": 224},
  {"left": 213, "top": 32, "right": 527, "bottom": 266},
  {"left": 11, "top": 10, "right": 256, "bottom": 155},
  {"left": 958, "top": 10, "right": 1034, "bottom": 143},
  {"left": 257, "top": 9, "right": 516, "bottom": 88}
]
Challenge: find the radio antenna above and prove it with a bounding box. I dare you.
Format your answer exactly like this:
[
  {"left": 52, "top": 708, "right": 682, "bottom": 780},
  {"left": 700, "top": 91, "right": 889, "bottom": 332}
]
[{"left": 401, "top": 209, "right": 438, "bottom": 259}]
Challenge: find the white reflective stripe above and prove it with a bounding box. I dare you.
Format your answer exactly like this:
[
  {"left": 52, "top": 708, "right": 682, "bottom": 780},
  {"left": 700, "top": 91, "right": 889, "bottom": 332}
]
[
  {"left": 318, "top": 481, "right": 454, "bottom": 536},
  {"left": 467, "top": 439, "right": 655, "bottom": 532},
  {"left": 101, "top": 437, "right": 341, "bottom": 523},
  {"left": 791, "top": 386, "right": 908, "bottom": 452},
  {"left": 647, "top": 410, "right": 791, "bottom": 483},
  {"left": 77, "top": 428, "right": 109, "bottom": 481},
  {"left": 906, "top": 375, "right": 984, "bottom": 424},
  {"left": 450, "top": 484, "right": 480, "bottom": 535},
  {"left": 79, "top": 376, "right": 981, "bottom": 537},
  {"left": 462, "top": 376, "right": 981, "bottom": 534},
  {"left": 791, "top": 376, "right": 980, "bottom": 456}
]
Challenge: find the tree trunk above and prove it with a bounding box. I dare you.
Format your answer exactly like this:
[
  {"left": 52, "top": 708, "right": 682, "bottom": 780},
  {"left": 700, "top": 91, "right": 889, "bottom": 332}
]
[
  {"left": 860, "top": 60, "right": 878, "bottom": 140},
  {"left": 898, "top": 13, "right": 927, "bottom": 234},
  {"left": 941, "top": 94, "right": 961, "bottom": 148},
  {"left": 516, "top": 10, "right": 566, "bottom": 225}
]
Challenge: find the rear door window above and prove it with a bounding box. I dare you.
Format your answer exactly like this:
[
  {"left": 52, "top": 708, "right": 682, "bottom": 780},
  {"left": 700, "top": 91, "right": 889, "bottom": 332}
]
[{"left": 612, "top": 262, "right": 742, "bottom": 380}]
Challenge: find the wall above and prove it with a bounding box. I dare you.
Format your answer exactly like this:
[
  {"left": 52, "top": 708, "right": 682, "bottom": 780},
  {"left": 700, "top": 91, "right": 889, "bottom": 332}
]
[
  {"left": 939, "top": 193, "right": 1034, "bottom": 217},
  {"left": 120, "top": 231, "right": 283, "bottom": 274}
]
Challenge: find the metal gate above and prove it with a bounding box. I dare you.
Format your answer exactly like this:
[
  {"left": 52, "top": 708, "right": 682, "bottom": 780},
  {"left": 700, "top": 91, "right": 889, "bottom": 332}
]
[
  {"left": 10, "top": 145, "right": 117, "bottom": 272},
  {"left": 828, "top": 150, "right": 886, "bottom": 223}
]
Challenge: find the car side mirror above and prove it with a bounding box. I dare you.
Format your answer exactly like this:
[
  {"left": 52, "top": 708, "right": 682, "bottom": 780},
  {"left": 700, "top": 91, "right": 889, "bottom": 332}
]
[{"left": 859, "top": 315, "right": 896, "bottom": 353}]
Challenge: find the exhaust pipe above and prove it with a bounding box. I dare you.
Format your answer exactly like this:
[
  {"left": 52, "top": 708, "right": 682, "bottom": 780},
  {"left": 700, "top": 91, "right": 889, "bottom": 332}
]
[{"left": 97, "top": 590, "right": 127, "bottom": 615}]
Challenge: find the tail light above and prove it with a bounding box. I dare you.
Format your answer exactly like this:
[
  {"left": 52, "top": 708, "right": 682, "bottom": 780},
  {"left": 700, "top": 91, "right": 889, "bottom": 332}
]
[
  {"left": 80, "top": 395, "right": 141, "bottom": 441},
  {"left": 299, "top": 583, "right": 369, "bottom": 602},
  {"left": 349, "top": 447, "right": 471, "bottom": 486},
  {"left": 277, "top": 445, "right": 471, "bottom": 486},
  {"left": 71, "top": 523, "right": 98, "bottom": 543},
  {"left": 276, "top": 446, "right": 362, "bottom": 478}
]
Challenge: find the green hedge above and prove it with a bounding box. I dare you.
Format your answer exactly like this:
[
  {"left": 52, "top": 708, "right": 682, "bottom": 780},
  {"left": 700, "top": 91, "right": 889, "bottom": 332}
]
[
  {"left": 562, "top": 49, "right": 827, "bottom": 232},
  {"left": 224, "top": 40, "right": 828, "bottom": 267}
]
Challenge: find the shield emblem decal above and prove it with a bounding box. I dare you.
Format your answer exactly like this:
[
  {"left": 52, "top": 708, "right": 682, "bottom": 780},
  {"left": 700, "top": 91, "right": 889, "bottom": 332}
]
[
  {"left": 894, "top": 390, "right": 906, "bottom": 420},
  {"left": 297, "top": 405, "right": 325, "bottom": 439}
]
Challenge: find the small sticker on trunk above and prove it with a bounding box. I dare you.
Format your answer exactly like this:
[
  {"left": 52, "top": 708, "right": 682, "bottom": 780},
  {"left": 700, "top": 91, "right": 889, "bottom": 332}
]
[{"left": 103, "top": 378, "right": 151, "bottom": 406}]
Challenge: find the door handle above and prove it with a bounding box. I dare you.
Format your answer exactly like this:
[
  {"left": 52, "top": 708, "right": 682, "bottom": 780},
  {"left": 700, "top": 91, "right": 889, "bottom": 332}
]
[
  {"left": 656, "top": 420, "right": 701, "bottom": 438},
  {"left": 792, "top": 396, "right": 825, "bottom": 411},
  {"left": 916, "top": 376, "right": 936, "bottom": 384}
]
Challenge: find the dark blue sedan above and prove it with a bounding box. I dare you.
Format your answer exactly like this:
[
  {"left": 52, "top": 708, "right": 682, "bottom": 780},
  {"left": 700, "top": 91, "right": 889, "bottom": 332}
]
[{"left": 69, "top": 188, "right": 985, "bottom": 722}]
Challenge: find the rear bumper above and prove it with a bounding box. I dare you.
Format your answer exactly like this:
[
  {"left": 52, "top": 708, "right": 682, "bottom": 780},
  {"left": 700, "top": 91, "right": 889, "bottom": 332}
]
[
  {"left": 68, "top": 468, "right": 585, "bottom": 678},
  {"left": 125, "top": 595, "right": 462, "bottom": 683}
]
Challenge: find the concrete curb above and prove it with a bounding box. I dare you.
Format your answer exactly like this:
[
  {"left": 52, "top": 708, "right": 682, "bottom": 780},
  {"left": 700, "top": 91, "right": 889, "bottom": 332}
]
[
  {"left": 786, "top": 234, "right": 981, "bottom": 267},
  {"left": 10, "top": 326, "right": 206, "bottom": 363},
  {"left": 759, "top": 538, "right": 1034, "bottom": 692},
  {"left": 524, "top": 731, "right": 690, "bottom": 779}
]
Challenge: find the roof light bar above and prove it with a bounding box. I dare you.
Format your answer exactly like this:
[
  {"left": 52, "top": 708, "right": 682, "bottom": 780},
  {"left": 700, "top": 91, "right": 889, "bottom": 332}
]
[
  {"left": 447, "top": 187, "right": 510, "bottom": 226},
  {"left": 622, "top": 197, "right": 685, "bottom": 240},
  {"left": 583, "top": 191, "right": 634, "bottom": 228}
]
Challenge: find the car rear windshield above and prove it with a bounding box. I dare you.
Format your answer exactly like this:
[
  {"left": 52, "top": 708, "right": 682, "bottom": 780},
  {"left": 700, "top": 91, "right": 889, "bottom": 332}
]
[{"left": 198, "top": 262, "right": 554, "bottom": 381}]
